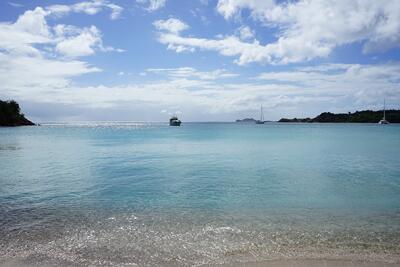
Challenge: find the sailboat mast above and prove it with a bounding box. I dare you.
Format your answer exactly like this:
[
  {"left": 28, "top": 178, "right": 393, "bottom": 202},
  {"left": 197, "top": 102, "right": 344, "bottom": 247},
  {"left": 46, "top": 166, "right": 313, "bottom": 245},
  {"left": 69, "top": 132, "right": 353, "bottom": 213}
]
[
  {"left": 383, "top": 99, "right": 386, "bottom": 120},
  {"left": 260, "top": 105, "right": 263, "bottom": 121}
]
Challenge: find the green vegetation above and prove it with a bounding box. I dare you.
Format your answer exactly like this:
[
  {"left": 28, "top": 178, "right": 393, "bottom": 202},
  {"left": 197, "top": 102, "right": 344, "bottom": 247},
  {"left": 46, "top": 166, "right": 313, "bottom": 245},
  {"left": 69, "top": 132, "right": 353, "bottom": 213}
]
[
  {"left": 279, "top": 110, "right": 400, "bottom": 123},
  {"left": 278, "top": 118, "right": 312, "bottom": 123},
  {"left": 0, "top": 100, "right": 34, "bottom": 126}
]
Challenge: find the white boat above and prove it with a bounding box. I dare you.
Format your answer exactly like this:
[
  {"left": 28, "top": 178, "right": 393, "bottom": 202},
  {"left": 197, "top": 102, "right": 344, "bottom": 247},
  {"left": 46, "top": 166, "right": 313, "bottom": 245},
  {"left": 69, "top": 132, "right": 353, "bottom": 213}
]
[
  {"left": 378, "top": 99, "right": 389, "bottom": 124},
  {"left": 255, "top": 105, "right": 265, "bottom": 124},
  {"left": 169, "top": 116, "right": 181, "bottom": 126}
]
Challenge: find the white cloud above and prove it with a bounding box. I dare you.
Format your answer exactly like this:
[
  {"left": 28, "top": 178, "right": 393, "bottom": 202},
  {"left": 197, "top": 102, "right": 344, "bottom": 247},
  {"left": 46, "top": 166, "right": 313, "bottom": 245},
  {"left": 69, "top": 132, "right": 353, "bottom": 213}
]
[
  {"left": 56, "top": 26, "right": 102, "bottom": 57},
  {"left": 153, "top": 18, "right": 189, "bottom": 34},
  {"left": 2, "top": 59, "right": 399, "bottom": 121},
  {"left": 107, "top": 4, "right": 123, "bottom": 20},
  {"left": 0, "top": 1, "right": 123, "bottom": 60},
  {"left": 0, "top": 7, "right": 51, "bottom": 56},
  {"left": 14, "top": 7, "right": 50, "bottom": 37},
  {"left": 0, "top": 2, "right": 124, "bottom": 107},
  {"left": 8, "top": 2, "right": 24, "bottom": 8},
  {"left": 218, "top": 0, "right": 400, "bottom": 63},
  {"left": 53, "top": 23, "right": 125, "bottom": 56},
  {"left": 146, "top": 67, "right": 238, "bottom": 80},
  {"left": 47, "top": 0, "right": 123, "bottom": 20},
  {"left": 155, "top": 1, "right": 400, "bottom": 65},
  {"left": 236, "top": 25, "right": 254, "bottom": 40},
  {"left": 0, "top": 52, "right": 101, "bottom": 90},
  {"left": 137, "top": 0, "right": 166, "bottom": 12},
  {"left": 217, "top": 0, "right": 275, "bottom": 20},
  {"left": 256, "top": 63, "right": 400, "bottom": 108},
  {"left": 155, "top": 27, "right": 270, "bottom": 64},
  {"left": 148, "top": 0, "right": 166, "bottom": 11}
]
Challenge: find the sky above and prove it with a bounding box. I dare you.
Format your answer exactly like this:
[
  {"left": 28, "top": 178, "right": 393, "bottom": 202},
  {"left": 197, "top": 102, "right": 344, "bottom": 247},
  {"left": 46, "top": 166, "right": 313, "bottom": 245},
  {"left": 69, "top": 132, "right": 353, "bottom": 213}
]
[{"left": 0, "top": 0, "right": 400, "bottom": 122}]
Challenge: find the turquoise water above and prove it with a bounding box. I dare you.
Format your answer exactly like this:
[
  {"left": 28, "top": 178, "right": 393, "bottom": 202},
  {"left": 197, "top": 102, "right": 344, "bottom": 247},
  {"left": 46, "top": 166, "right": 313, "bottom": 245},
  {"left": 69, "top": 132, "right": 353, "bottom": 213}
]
[{"left": 1, "top": 123, "right": 400, "bottom": 266}]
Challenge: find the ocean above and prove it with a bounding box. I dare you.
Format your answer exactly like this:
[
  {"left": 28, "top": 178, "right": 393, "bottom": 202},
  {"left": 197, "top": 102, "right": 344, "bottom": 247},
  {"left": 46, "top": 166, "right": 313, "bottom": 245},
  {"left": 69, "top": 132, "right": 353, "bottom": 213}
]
[{"left": 1, "top": 122, "right": 399, "bottom": 266}]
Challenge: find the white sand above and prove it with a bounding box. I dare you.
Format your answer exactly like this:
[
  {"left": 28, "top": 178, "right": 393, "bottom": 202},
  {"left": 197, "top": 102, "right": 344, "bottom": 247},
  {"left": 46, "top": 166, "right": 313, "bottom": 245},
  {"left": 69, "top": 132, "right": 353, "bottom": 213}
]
[{"left": 216, "top": 259, "right": 400, "bottom": 267}]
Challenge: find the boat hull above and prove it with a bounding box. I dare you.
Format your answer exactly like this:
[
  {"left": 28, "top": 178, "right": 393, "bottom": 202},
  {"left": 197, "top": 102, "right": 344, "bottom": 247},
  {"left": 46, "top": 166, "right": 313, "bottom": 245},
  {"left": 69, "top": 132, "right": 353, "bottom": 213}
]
[{"left": 170, "top": 121, "right": 181, "bottom": 126}]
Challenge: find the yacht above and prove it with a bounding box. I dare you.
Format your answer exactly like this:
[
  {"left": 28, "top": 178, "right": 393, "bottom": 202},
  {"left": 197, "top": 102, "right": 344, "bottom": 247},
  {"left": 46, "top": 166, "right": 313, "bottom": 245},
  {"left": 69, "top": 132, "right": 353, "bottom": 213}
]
[
  {"left": 169, "top": 116, "right": 181, "bottom": 126},
  {"left": 379, "top": 99, "right": 389, "bottom": 124},
  {"left": 255, "top": 105, "right": 265, "bottom": 124}
]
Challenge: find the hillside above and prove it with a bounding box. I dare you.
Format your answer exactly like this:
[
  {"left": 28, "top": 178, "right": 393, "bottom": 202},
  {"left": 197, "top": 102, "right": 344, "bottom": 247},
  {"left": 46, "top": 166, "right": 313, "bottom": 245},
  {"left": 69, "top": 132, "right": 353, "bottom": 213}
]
[
  {"left": 0, "top": 100, "right": 35, "bottom": 126},
  {"left": 279, "top": 110, "right": 400, "bottom": 123}
]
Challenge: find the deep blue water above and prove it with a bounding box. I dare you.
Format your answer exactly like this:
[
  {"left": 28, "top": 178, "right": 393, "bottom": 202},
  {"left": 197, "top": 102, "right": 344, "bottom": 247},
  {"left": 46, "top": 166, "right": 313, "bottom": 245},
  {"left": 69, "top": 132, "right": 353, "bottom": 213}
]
[{"left": 1, "top": 123, "right": 400, "bottom": 266}]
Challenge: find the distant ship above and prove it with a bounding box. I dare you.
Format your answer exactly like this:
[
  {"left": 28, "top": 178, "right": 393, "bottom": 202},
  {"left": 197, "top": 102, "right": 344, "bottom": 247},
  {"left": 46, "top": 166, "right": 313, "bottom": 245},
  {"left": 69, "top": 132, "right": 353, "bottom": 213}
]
[
  {"left": 379, "top": 99, "right": 389, "bottom": 124},
  {"left": 169, "top": 116, "right": 181, "bottom": 126},
  {"left": 255, "top": 105, "right": 265, "bottom": 124}
]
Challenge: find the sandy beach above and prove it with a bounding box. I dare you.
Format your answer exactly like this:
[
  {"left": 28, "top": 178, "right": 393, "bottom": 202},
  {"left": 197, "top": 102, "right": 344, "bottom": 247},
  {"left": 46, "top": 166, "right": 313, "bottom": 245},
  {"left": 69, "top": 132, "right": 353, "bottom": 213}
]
[
  {"left": 218, "top": 259, "right": 400, "bottom": 267},
  {"left": 1, "top": 259, "right": 399, "bottom": 267}
]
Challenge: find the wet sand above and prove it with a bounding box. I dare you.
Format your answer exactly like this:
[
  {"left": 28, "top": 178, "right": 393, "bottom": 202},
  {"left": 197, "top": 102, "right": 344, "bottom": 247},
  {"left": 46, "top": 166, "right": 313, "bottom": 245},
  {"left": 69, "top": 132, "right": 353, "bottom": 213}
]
[
  {"left": 217, "top": 259, "right": 400, "bottom": 267},
  {"left": 2, "top": 257, "right": 400, "bottom": 267}
]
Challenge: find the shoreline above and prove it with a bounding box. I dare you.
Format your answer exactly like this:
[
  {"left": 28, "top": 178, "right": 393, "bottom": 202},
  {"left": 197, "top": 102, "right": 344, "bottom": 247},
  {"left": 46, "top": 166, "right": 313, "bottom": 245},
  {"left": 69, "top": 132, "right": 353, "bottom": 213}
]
[
  {"left": 215, "top": 259, "right": 400, "bottom": 267},
  {"left": 2, "top": 258, "right": 399, "bottom": 267}
]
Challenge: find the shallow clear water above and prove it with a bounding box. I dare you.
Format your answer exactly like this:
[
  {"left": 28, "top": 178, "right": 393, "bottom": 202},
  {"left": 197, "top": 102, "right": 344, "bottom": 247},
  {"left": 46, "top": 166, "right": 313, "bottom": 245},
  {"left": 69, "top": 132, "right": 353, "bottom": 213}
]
[{"left": 1, "top": 122, "right": 400, "bottom": 266}]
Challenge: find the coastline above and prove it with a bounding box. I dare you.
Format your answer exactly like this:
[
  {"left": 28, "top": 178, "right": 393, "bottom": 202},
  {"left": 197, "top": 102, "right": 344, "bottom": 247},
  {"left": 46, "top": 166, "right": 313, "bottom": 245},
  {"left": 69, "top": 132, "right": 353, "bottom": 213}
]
[
  {"left": 2, "top": 258, "right": 399, "bottom": 267},
  {"left": 215, "top": 259, "right": 400, "bottom": 267}
]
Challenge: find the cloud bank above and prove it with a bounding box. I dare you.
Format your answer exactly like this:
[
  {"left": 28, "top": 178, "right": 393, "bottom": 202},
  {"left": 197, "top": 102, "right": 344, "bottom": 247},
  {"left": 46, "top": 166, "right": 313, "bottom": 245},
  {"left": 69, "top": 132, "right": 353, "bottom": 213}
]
[{"left": 155, "top": 0, "right": 400, "bottom": 65}]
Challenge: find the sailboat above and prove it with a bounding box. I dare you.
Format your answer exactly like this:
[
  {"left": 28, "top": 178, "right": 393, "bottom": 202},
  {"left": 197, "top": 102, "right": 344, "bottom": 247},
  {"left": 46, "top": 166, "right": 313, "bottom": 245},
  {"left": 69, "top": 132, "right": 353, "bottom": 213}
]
[
  {"left": 379, "top": 99, "right": 389, "bottom": 124},
  {"left": 255, "top": 105, "right": 265, "bottom": 124}
]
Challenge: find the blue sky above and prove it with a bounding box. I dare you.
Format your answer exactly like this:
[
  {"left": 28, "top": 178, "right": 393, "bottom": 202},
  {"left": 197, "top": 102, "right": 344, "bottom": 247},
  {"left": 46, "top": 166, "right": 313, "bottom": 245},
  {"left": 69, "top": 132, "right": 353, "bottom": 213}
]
[{"left": 1, "top": 0, "right": 399, "bottom": 122}]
